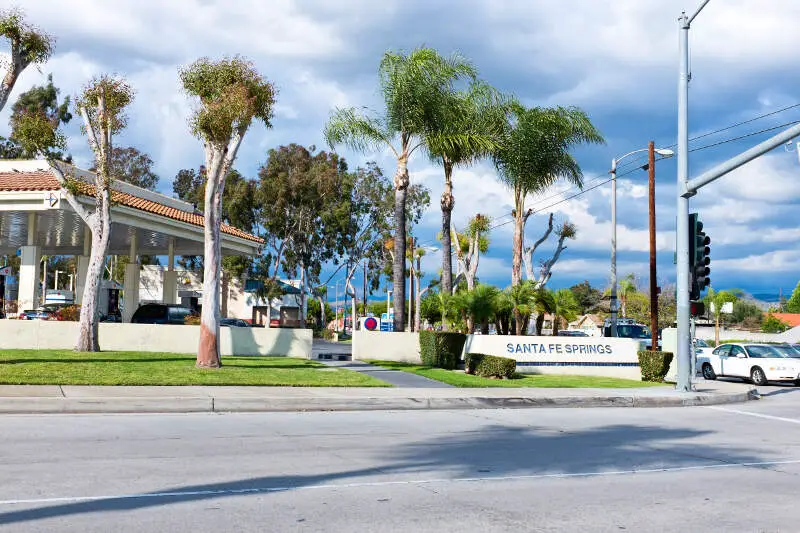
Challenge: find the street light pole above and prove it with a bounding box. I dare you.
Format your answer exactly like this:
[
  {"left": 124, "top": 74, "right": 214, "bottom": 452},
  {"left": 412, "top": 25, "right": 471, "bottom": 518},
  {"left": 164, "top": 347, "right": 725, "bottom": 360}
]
[
  {"left": 610, "top": 158, "right": 618, "bottom": 337},
  {"left": 648, "top": 141, "right": 659, "bottom": 352}
]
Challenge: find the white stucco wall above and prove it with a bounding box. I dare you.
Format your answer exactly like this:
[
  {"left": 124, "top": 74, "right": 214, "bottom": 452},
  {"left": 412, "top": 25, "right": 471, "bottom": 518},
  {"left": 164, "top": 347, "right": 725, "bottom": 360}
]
[
  {"left": 353, "top": 331, "right": 421, "bottom": 363},
  {"left": 0, "top": 321, "right": 312, "bottom": 358}
]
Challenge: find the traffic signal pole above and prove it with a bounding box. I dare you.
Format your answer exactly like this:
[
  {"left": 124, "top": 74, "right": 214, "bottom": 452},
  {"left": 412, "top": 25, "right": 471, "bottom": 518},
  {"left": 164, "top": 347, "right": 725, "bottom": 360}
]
[
  {"left": 676, "top": 12, "right": 692, "bottom": 392},
  {"left": 675, "top": 3, "right": 800, "bottom": 393}
]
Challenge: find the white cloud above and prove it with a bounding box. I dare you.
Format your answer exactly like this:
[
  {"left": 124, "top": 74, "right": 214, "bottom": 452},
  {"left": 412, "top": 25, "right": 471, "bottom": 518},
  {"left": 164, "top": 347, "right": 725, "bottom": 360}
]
[{"left": 715, "top": 249, "right": 800, "bottom": 273}]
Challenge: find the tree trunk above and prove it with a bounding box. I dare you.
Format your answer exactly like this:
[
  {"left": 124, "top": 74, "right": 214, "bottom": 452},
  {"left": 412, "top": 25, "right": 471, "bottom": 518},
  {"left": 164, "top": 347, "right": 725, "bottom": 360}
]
[
  {"left": 392, "top": 156, "right": 409, "bottom": 332},
  {"left": 0, "top": 54, "right": 25, "bottom": 113},
  {"left": 715, "top": 314, "right": 720, "bottom": 346},
  {"left": 75, "top": 197, "right": 110, "bottom": 352},
  {"left": 198, "top": 148, "right": 225, "bottom": 369},
  {"left": 535, "top": 314, "right": 545, "bottom": 337},
  {"left": 513, "top": 308, "right": 523, "bottom": 335},
  {"left": 511, "top": 206, "right": 524, "bottom": 287},
  {"left": 316, "top": 295, "right": 325, "bottom": 329},
  {"left": 480, "top": 318, "right": 489, "bottom": 335},
  {"left": 552, "top": 315, "right": 560, "bottom": 336},
  {"left": 440, "top": 159, "right": 454, "bottom": 296}
]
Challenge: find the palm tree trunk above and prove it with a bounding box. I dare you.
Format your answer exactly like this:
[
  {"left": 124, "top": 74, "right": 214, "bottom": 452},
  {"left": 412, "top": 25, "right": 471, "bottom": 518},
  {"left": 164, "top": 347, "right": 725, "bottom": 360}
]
[
  {"left": 511, "top": 189, "right": 525, "bottom": 287},
  {"left": 552, "top": 315, "right": 560, "bottom": 336},
  {"left": 715, "top": 313, "right": 720, "bottom": 346},
  {"left": 392, "top": 156, "right": 409, "bottom": 332},
  {"left": 440, "top": 159, "right": 454, "bottom": 296},
  {"left": 535, "top": 313, "right": 545, "bottom": 337},
  {"left": 513, "top": 308, "right": 523, "bottom": 335}
]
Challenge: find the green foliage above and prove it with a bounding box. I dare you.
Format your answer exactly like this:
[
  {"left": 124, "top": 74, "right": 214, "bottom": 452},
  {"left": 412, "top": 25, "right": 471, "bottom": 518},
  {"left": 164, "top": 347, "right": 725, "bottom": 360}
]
[
  {"left": 569, "top": 280, "right": 602, "bottom": 314},
  {"left": 179, "top": 56, "right": 276, "bottom": 145},
  {"left": 637, "top": 351, "right": 674, "bottom": 382},
  {"left": 420, "top": 290, "right": 443, "bottom": 326},
  {"left": 730, "top": 300, "right": 763, "bottom": 328},
  {"left": 0, "top": 8, "right": 55, "bottom": 67},
  {"left": 76, "top": 76, "right": 134, "bottom": 139},
  {"left": 703, "top": 287, "right": 739, "bottom": 321},
  {"left": 762, "top": 314, "right": 789, "bottom": 333},
  {"left": 465, "top": 283, "right": 500, "bottom": 333},
  {"left": 91, "top": 147, "right": 158, "bottom": 190},
  {"left": 184, "top": 314, "right": 201, "bottom": 326},
  {"left": 10, "top": 109, "right": 66, "bottom": 157},
  {"left": 9, "top": 73, "right": 71, "bottom": 159},
  {"left": 419, "top": 330, "right": 466, "bottom": 370},
  {"left": 551, "top": 288, "right": 579, "bottom": 334},
  {"left": 786, "top": 281, "right": 800, "bottom": 313},
  {"left": 493, "top": 103, "right": 604, "bottom": 200},
  {"left": 464, "top": 353, "right": 516, "bottom": 379}
]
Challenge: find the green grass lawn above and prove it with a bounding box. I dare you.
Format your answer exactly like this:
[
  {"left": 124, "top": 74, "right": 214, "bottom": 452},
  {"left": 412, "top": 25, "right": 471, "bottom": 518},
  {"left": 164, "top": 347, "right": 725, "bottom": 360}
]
[
  {"left": 0, "top": 350, "right": 390, "bottom": 387},
  {"left": 365, "top": 360, "right": 667, "bottom": 388}
]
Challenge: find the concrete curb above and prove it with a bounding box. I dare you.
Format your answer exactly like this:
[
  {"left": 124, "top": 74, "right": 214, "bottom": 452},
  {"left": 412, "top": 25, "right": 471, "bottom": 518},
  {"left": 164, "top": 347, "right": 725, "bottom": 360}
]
[{"left": 0, "top": 389, "right": 758, "bottom": 414}]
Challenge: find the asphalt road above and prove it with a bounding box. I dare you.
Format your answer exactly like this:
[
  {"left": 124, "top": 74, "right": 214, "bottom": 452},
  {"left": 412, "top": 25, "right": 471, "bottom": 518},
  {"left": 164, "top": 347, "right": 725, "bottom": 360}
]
[{"left": 1, "top": 384, "right": 800, "bottom": 532}]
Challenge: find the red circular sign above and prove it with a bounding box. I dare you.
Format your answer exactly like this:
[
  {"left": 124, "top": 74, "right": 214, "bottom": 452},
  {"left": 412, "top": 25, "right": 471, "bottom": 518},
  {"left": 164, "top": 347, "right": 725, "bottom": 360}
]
[{"left": 364, "top": 317, "right": 379, "bottom": 331}]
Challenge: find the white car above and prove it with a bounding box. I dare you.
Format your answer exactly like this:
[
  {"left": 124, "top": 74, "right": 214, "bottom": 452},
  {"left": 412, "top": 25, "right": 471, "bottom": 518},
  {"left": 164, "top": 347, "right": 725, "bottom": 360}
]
[{"left": 697, "top": 343, "right": 800, "bottom": 386}]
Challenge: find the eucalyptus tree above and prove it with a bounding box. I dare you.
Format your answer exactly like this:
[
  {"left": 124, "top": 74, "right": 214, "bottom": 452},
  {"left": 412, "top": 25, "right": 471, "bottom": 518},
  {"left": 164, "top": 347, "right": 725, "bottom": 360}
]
[
  {"left": 0, "top": 8, "right": 54, "bottom": 112},
  {"left": 522, "top": 213, "right": 577, "bottom": 288},
  {"left": 180, "top": 56, "right": 276, "bottom": 368},
  {"left": 324, "top": 47, "right": 476, "bottom": 332},
  {"left": 493, "top": 104, "right": 603, "bottom": 286},
  {"left": 14, "top": 76, "right": 134, "bottom": 351},
  {"left": 426, "top": 81, "right": 507, "bottom": 295}
]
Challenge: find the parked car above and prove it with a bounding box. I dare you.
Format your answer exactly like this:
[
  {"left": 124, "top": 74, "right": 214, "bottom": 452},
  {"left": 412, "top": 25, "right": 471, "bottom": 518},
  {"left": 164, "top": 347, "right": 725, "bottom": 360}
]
[
  {"left": 18, "top": 309, "right": 56, "bottom": 320},
  {"left": 130, "top": 304, "right": 194, "bottom": 325},
  {"left": 220, "top": 318, "right": 250, "bottom": 327},
  {"left": 697, "top": 342, "right": 800, "bottom": 386},
  {"left": 559, "top": 330, "right": 589, "bottom": 337}
]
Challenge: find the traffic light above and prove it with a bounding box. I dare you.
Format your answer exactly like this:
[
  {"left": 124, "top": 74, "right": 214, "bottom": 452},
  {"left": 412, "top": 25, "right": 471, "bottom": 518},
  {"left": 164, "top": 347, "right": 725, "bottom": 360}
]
[
  {"left": 688, "top": 213, "right": 711, "bottom": 301},
  {"left": 690, "top": 300, "right": 705, "bottom": 317}
]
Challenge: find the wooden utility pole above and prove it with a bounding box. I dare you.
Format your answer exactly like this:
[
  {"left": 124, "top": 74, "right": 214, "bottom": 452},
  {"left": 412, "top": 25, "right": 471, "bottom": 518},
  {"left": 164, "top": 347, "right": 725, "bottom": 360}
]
[{"left": 648, "top": 141, "right": 659, "bottom": 351}]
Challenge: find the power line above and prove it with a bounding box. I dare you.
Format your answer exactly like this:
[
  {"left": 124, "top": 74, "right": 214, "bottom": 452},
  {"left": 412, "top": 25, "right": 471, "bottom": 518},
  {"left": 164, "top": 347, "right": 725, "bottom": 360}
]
[{"left": 689, "top": 119, "right": 800, "bottom": 153}]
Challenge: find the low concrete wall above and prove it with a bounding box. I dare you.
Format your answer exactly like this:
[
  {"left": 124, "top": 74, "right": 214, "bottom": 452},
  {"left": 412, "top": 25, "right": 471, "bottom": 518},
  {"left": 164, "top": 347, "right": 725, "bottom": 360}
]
[
  {"left": 353, "top": 331, "right": 421, "bottom": 363},
  {"left": 354, "top": 331, "right": 643, "bottom": 380},
  {"left": 0, "top": 321, "right": 312, "bottom": 358},
  {"left": 695, "top": 326, "right": 800, "bottom": 343}
]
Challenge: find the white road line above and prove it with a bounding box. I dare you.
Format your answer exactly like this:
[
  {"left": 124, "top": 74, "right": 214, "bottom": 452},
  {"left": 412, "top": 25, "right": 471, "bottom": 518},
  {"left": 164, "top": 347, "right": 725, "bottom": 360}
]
[
  {"left": 2, "top": 459, "right": 800, "bottom": 507},
  {"left": 707, "top": 406, "right": 800, "bottom": 425}
]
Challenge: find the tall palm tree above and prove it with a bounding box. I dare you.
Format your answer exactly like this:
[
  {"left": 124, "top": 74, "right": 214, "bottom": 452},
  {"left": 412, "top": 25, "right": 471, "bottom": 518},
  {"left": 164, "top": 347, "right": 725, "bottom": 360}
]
[
  {"left": 493, "top": 104, "right": 604, "bottom": 286},
  {"left": 551, "top": 289, "right": 580, "bottom": 335},
  {"left": 508, "top": 280, "right": 536, "bottom": 335},
  {"left": 618, "top": 273, "right": 638, "bottom": 318},
  {"left": 325, "top": 47, "right": 476, "bottom": 332},
  {"left": 426, "top": 81, "right": 508, "bottom": 297}
]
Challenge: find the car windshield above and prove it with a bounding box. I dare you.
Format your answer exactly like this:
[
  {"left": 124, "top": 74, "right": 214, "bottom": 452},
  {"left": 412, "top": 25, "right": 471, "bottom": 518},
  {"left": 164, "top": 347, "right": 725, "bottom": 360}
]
[
  {"left": 695, "top": 339, "right": 708, "bottom": 347},
  {"left": 616, "top": 325, "right": 651, "bottom": 339},
  {"left": 746, "top": 345, "right": 787, "bottom": 358}
]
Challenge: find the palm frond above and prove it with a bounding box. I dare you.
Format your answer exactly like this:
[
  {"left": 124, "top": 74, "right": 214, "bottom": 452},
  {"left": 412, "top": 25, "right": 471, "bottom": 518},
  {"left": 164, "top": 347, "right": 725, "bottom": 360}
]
[{"left": 323, "top": 107, "right": 394, "bottom": 155}]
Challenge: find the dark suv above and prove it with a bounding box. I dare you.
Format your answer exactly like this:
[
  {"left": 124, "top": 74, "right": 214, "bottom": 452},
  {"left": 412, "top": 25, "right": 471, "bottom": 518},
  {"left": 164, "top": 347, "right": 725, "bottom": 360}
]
[{"left": 131, "top": 304, "right": 194, "bottom": 325}]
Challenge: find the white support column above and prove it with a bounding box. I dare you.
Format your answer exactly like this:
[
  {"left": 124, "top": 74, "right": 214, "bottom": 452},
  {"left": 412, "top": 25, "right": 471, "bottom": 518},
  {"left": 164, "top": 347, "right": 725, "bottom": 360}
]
[
  {"left": 75, "top": 226, "right": 91, "bottom": 305},
  {"left": 122, "top": 232, "right": 140, "bottom": 322},
  {"left": 18, "top": 246, "right": 41, "bottom": 312},
  {"left": 162, "top": 238, "right": 177, "bottom": 304},
  {"left": 18, "top": 213, "right": 40, "bottom": 312}
]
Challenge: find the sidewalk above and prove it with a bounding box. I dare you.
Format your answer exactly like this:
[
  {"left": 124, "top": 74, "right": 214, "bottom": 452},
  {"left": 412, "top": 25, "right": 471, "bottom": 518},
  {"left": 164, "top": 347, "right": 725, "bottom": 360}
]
[{"left": 0, "top": 379, "right": 757, "bottom": 414}]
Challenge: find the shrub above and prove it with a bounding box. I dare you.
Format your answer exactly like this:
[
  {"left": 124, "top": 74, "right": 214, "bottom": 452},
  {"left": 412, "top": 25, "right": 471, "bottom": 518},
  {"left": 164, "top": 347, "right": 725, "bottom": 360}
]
[
  {"left": 184, "top": 314, "right": 201, "bottom": 326},
  {"left": 465, "top": 353, "right": 516, "bottom": 379},
  {"left": 419, "top": 331, "right": 466, "bottom": 370},
  {"left": 637, "top": 350, "right": 674, "bottom": 382},
  {"left": 59, "top": 305, "right": 80, "bottom": 322}
]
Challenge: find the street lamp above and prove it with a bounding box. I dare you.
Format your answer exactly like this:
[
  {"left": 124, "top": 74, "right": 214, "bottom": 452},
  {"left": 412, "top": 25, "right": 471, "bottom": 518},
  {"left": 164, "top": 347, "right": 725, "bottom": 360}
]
[{"left": 609, "top": 146, "right": 674, "bottom": 337}]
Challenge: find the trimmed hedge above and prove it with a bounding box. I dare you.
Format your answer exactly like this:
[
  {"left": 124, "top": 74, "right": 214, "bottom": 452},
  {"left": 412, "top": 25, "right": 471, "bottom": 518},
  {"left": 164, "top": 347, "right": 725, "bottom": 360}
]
[
  {"left": 637, "top": 350, "right": 674, "bottom": 382},
  {"left": 465, "top": 353, "right": 516, "bottom": 379},
  {"left": 419, "top": 331, "right": 466, "bottom": 370}
]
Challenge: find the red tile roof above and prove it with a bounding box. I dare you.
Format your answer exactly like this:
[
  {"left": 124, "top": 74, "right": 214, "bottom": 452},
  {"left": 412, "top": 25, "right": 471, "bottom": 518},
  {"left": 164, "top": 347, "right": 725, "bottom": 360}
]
[
  {"left": 0, "top": 170, "right": 263, "bottom": 244},
  {"left": 771, "top": 313, "right": 800, "bottom": 328}
]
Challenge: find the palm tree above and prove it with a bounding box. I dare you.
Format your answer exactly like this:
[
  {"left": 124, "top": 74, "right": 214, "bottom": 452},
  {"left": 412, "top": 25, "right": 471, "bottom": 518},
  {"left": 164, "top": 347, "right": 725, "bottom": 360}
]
[
  {"left": 325, "top": 47, "right": 476, "bottom": 332},
  {"left": 466, "top": 283, "right": 500, "bottom": 334},
  {"left": 493, "top": 104, "right": 604, "bottom": 286},
  {"left": 704, "top": 287, "right": 739, "bottom": 346},
  {"left": 618, "top": 274, "right": 638, "bottom": 318},
  {"left": 551, "top": 289, "right": 580, "bottom": 335},
  {"left": 493, "top": 290, "right": 514, "bottom": 335},
  {"left": 449, "top": 290, "right": 471, "bottom": 333},
  {"left": 533, "top": 288, "right": 556, "bottom": 336},
  {"left": 508, "top": 280, "right": 536, "bottom": 335},
  {"left": 426, "top": 81, "right": 508, "bottom": 297}
]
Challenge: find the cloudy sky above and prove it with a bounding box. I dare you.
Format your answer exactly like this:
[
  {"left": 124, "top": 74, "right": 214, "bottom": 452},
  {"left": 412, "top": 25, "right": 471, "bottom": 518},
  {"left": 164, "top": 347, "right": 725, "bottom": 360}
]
[{"left": 4, "top": 0, "right": 800, "bottom": 301}]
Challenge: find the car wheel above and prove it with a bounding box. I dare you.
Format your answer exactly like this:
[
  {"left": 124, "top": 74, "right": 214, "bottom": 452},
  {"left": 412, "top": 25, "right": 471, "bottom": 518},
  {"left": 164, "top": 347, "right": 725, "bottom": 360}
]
[
  {"left": 750, "top": 366, "right": 768, "bottom": 386},
  {"left": 701, "top": 363, "right": 717, "bottom": 381}
]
